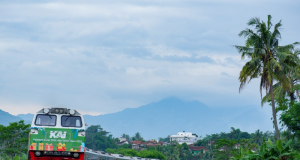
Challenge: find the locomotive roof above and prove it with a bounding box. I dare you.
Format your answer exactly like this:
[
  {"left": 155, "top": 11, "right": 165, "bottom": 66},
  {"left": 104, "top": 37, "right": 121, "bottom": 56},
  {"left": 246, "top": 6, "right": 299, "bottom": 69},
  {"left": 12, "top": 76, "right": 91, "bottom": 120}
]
[{"left": 37, "top": 108, "right": 82, "bottom": 116}]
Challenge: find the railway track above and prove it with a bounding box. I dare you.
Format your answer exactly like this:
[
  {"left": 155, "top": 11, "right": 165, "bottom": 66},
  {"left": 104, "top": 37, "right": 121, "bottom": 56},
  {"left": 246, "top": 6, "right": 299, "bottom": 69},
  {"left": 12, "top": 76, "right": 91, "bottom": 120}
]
[{"left": 85, "top": 149, "right": 160, "bottom": 160}]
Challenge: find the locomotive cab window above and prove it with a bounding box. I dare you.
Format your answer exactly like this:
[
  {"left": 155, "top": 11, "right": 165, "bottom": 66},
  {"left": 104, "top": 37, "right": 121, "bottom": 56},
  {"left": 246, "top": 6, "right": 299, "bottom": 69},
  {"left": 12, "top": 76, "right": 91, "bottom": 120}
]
[
  {"left": 35, "top": 114, "right": 57, "bottom": 126},
  {"left": 61, "top": 116, "right": 82, "bottom": 127}
]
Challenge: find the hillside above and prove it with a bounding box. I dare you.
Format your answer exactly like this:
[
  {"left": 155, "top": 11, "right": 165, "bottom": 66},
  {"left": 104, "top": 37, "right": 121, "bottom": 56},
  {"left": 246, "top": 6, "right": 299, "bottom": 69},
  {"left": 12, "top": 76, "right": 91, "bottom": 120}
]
[
  {"left": 0, "top": 109, "right": 23, "bottom": 126},
  {"left": 83, "top": 97, "right": 273, "bottom": 138},
  {"left": 18, "top": 113, "right": 34, "bottom": 122},
  {"left": 6, "top": 97, "right": 273, "bottom": 138}
]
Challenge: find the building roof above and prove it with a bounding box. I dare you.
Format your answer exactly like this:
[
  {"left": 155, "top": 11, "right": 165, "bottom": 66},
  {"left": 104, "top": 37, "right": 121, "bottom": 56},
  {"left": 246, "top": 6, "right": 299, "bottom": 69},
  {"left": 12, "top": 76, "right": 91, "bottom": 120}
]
[
  {"left": 131, "top": 141, "right": 142, "bottom": 144},
  {"left": 189, "top": 146, "right": 208, "bottom": 151}
]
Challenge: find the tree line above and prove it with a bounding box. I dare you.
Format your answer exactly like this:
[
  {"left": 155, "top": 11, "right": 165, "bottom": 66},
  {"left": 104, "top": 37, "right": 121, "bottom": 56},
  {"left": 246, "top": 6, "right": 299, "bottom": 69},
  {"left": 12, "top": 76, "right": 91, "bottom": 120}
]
[{"left": 0, "top": 120, "right": 30, "bottom": 160}]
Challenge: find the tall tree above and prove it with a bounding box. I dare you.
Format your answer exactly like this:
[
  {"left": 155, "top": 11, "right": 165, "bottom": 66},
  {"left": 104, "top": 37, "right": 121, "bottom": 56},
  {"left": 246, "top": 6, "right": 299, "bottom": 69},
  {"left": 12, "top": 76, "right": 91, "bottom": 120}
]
[
  {"left": 230, "top": 127, "right": 237, "bottom": 140},
  {"left": 235, "top": 15, "right": 299, "bottom": 140},
  {"left": 165, "top": 145, "right": 180, "bottom": 160},
  {"left": 214, "top": 139, "right": 238, "bottom": 160},
  {"left": 132, "top": 132, "right": 144, "bottom": 141},
  {"left": 262, "top": 48, "right": 300, "bottom": 104},
  {"left": 121, "top": 133, "right": 131, "bottom": 141},
  {"left": 178, "top": 143, "right": 192, "bottom": 160},
  {"left": 251, "top": 129, "right": 263, "bottom": 145}
]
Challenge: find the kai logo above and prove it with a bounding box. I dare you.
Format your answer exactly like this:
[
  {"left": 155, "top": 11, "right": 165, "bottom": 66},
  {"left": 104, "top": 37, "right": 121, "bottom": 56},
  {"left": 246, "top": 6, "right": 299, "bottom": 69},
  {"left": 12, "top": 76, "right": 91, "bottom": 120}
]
[{"left": 49, "top": 131, "right": 67, "bottom": 139}]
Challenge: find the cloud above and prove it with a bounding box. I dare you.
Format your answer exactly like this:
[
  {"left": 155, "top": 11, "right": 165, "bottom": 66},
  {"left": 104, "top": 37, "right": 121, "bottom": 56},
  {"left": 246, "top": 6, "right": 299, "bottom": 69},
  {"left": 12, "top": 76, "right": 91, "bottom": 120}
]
[
  {"left": 0, "top": 0, "right": 299, "bottom": 117},
  {"left": 221, "top": 72, "right": 231, "bottom": 77}
]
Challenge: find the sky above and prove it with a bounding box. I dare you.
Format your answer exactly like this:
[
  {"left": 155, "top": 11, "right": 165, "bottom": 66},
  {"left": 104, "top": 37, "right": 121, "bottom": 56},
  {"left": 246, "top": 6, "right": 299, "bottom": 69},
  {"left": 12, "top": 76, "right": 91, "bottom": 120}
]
[{"left": 0, "top": 0, "right": 299, "bottom": 115}]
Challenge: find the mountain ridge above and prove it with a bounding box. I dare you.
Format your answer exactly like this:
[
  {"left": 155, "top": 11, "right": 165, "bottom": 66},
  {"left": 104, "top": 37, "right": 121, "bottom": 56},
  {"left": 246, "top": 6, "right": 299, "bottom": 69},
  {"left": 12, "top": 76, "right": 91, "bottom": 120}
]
[
  {"left": 83, "top": 97, "right": 272, "bottom": 138},
  {"left": 0, "top": 97, "right": 273, "bottom": 139},
  {"left": 0, "top": 109, "right": 23, "bottom": 126}
]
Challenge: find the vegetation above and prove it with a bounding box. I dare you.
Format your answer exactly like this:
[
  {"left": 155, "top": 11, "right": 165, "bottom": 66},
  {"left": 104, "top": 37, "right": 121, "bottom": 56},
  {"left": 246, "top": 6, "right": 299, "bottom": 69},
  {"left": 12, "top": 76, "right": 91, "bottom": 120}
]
[
  {"left": 235, "top": 15, "right": 299, "bottom": 140},
  {"left": 159, "top": 136, "right": 171, "bottom": 142},
  {"left": 230, "top": 14, "right": 300, "bottom": 160},
  {"left": 0, "top": 120, "right": 30, "bottom": 160},
  {"left": 106, "top": 148, "right": 166, "bottom": 159},
  {"left": 85, "top": 125, "right": 119, "bottom": 151},
  {"left": 131, "top": 132, "right": 145, "bottom": 141}
]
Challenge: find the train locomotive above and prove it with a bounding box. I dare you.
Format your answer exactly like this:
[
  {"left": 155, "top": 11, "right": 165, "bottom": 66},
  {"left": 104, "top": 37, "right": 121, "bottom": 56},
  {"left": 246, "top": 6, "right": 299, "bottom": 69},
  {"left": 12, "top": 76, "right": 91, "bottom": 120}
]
[{"left": 28, "top": 108, "right": 86, "bottom": 160}]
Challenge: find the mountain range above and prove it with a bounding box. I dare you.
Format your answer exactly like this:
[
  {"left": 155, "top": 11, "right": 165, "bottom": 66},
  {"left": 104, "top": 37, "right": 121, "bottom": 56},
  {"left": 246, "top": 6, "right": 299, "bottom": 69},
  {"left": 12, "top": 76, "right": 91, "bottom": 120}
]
[
  {"left": 0, "top": 109, "right": 23, "bottom": 126},
  {"left": 0, "top": 97, "right": 273, "bottom": 139}
]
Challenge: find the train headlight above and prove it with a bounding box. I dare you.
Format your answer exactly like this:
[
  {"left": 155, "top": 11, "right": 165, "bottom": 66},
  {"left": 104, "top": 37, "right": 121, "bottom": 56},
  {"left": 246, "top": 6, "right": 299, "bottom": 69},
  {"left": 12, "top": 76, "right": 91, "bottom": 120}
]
[
  {"left": 35, "top": 151, "right": 41, "bottom": 157},
  {"left": 44, "top": 108, "right": 49, "bottom": 114},
  {"left": 55, "top": 109, "right": 59, "bottom": 113},
  {"left": 69, "top": 109, "right": 75, "bottom": 115},
  {"left": 60, "top": 109, "right": 64, "bottom": 114},
  {"left": 73, "top": 152, "right": 79, "bottom": 158}
]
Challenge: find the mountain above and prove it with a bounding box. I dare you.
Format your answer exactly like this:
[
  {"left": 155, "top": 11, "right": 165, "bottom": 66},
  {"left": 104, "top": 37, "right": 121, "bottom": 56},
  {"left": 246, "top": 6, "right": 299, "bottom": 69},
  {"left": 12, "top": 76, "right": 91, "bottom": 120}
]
[
  {"left": 2, "top": 97, "right": 273, "bottom": 139},
  {"left": 0, "top": 109, "right": 23, "bottom": 126},
  {"left": 83, "top": 97, "right": 273, "bottom": 139},
  {"left": 18, "top": 113, "right": 34, "bottom": 122},
  {"left": 17, "top": 113, "right": 34, "bottom": 124}
]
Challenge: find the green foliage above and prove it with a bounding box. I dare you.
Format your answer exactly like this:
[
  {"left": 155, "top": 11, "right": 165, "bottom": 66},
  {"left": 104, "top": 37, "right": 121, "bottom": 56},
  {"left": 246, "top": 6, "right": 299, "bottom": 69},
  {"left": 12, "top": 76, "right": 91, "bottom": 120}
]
[
  {"left": 105, "top": 148, "right": 166, "bottom": 159},
  {"left": 235, "top": 14, "right": 300, "bottom": 140},
  {"left": 120, "top": 143, "right": 132, "bottom": 149},
  {"left": 280, "top": 102, "right": 300, "bottom": 139},
  {"left": 132, "top": 132, "right": 144, "bottom": 141},
  {"left": 164, "top": 145, "right": 180, "bottom": 160},
  {"left": 105, "top": 148, "right": 140, "bottom": 157},
  {"left": 178, "top": 143, "right": 192, "bottom": 160},
  {"left": 0, "top": 120, "right": 30, "bottom": 159},
  {"left": 0, "top": 153, "right": 28, "bottom": 160},
  {"left": 139, "top": 150, "right": 166, "bottom": 159},
  {"left": 159, "top": 136, "right": 170, "bottom": 142},
  {"left": 214, "top": 139, "right": 239, "bottom": 160},
  {"left": 240, "top": 138, "right": 295, "bottom": 160},
  {"left": 85, "top": 125, "right": 118, "bottom": 151},
  {"left": 121, "top": 133, "right": 132, "bottom": 141},
  {"left": 230, "top": 147, "right": 253, "bottom": 160}
]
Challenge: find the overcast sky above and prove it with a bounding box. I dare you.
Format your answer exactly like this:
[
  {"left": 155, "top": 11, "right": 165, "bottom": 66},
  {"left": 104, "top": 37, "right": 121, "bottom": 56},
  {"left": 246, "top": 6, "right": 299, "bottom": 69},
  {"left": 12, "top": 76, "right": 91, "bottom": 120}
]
[{"left": 0, "top": 0, "right": 299, "bottom": 115}]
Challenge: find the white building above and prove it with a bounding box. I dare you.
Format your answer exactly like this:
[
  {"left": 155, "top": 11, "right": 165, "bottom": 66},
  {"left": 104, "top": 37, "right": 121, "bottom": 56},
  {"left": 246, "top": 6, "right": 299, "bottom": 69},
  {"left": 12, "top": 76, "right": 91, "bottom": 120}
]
[
  {"left": 169, "top": 131, "right": 200, "bottom": 145},
  {"left": 118, "top": 137, "right": 127, "bottom": 142}
]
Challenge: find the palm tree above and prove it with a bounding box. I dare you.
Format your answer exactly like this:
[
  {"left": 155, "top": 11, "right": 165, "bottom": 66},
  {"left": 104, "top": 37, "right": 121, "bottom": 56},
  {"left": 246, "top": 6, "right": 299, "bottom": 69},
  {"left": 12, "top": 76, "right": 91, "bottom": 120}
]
[
  {"left": 165, "top": 145, "right": 180, "bottom": 160},
  {"left": 235, "top": 15, "right": 299, "bottom": 140},
  {"left": 252, "top": 129, "right": 263, "bottom": 145},
  {"left": 178, "top": 143, "right": 191, "bottom": 160},
  {"left": 262, "top": 48, "right": 300, "bottom": 104},
  {"left": 230, "top": 127, "right": 236, "bottom": 140}
]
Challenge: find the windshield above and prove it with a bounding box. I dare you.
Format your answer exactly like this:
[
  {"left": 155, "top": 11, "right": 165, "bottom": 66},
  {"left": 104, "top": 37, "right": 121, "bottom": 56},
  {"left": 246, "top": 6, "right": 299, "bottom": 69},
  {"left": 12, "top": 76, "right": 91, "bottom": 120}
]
[
  {"left": 35, "top": 114, "right": 57, "bottom": 126},
  {"left": 61, "top": 116, "right": 82, "bottom": 127}
]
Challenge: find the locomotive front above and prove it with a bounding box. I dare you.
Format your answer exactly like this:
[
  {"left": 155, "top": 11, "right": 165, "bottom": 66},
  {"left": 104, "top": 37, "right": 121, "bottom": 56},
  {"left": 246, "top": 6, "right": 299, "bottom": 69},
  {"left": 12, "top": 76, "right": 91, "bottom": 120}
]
[{"left": 28, "top": 108, "right": 86, "bottom": 160}]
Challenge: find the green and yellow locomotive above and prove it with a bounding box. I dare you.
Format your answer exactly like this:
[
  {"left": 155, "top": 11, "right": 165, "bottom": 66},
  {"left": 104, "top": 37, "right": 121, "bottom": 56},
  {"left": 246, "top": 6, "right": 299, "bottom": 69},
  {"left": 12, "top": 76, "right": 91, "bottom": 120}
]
[{"left": 28, "top": 108, "right": 85, "bottom": 160}]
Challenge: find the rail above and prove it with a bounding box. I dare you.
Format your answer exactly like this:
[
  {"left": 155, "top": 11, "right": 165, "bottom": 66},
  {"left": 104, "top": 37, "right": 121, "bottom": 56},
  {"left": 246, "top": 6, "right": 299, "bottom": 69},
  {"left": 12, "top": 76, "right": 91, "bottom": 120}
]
[{"left": 85, "top": 148, "right": 160, "bottom": 160}]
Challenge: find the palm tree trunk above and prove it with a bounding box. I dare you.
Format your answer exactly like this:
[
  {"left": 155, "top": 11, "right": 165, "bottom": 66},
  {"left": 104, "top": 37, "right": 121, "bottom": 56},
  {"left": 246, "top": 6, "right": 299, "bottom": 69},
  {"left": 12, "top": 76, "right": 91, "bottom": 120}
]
[
  {"left": 270, "top": 82, "right": 280, "bottom": 140},
  {"left": 290, "top": 78, "right": 295, "bottom": 101}
]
